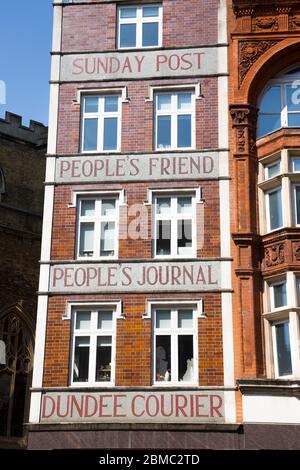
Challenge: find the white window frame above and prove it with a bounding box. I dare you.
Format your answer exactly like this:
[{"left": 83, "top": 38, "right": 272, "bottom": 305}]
[
  {"left": 293, "top": 183, "right": 300, "bottom": 226},
  {"left": 264, "top": 159, "right": 281, "bottom": 180},
  {"left": 272, "top": 319, "right": 293, "bottom": 379},
  {"left": 265, "top": 186, "right": 283, "bottom": 232},
  {"left": 153, "top": 192, "right": 197, "bottom": 258},
  {"left": 258, "top": 66, "right": 300, "bottom": 138},
  {"left": 76, "top": 194, "right": 120, "bottom": 260},
  {"left": 152, "top": 305, "right": 199, "bottom": 386},
  {"left": 117, "top": 4, "right": 163, "bottom": 49},
  {"left": 154, "top": 91, "right": 196, "bottom": 151},
  {"left": 70, "top": 306, "right": 117, "bottom": 387},
  {"left": 291, "top": 156, "right": 300, "bottom": 173},
  {"left": 269, "top": 279, "right": 288, "bottom": 311},
  {"left": 81, "top": 94, "right": 122, "bottom": 153}
]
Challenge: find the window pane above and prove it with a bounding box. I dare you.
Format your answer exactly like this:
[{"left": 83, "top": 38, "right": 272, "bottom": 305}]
[
  {"left": 156, "top": 335, "right": 171, "bottom": 382},
  {"left": 260, "top": 87, "right": 281, "bottom": 113},
  {"left": 177, "top": 219, "right": 192, "bottom": 254},
  {"left": 268, "top": 189, "right": 282, "bottom": 230},
  {"left": 287, "top": 85, "right": 300, "bottom": 112},
  {"left": 76, "top": 311, "right": 91, "bottom": 330},
  {"left": 275, "top": 322, "right": 292, "bottom": 376},
  {"left": 104, "top": 96, "right": 119, "bottom": 113},
  {"left": 73, "top": 337, "right": 90, "bottom": 382},
  {"left": 295, "top": 186, "right": 300, "bottom": 224},
  {"left": 257, "top": 114, "right": 281, "bottom": 138},
  {"left": 292, "top": 158, "right": 300, "bottom": 172},
  {"left": 156, "top": 310, "right": 171, "bottom": 329},
  {"left": 142, "top": 22, "right": 159, "bottom": 47},
  {"left": 103, "top": 117, "right": 118, "bottom": 150},
  {"left": 177, "top": 196, "right": 192, "bottom": 214},
  {"left": 156, "top": 197, "right": 171, "bottom": 214},
  {"left": 102, "top": 199, "right": 116, "bottom": 217},
  {"left": 178, "top": 93, "right": 192, "bottom": 110},
  {"left": 96, "top": 336, "right": 112, "bottom": 382},
  {"left": 79, "top": 223, "right": 94, "bottom": 257},
  {"left": 157, "top": 94, "right": 172, "bottom": 111},
  {"left": 143, "top": 6, "right": 159, "bottom": 17},
  {"left": 178, "top": 115, "right": 191, "bottom": 148},
  {"left": 273, "top": 282, "right": 287, "bottom": 308},
  {"left": 83, "top": 118, "right": 98, "bottom": 151},
  {"left": 84, "top": 96, "right": 98, "bottom": 113},
  {"left": 120, "top": 24, "right": 136, "bottom": 48},
  {"left": 178, "top": 310, "right": 193, "bottom": 328},
  {"left": 157, "top": 116, "right": 171, "bottom": 148},
  {"left": 81, "top": 199, "right": 95, "bottom": 217},
  {"left": 100, "top": 222, "right": 115, "bottom": 256},
  {"left": 156, "top": 220, "right": 171, "bottom": 255},
  {"left": 288, "top": 113, "right": 300, "bottom": 127},
  {"left": 120, "top": 7, "right": 137, "bottom": 18},
  {"left": 178, "top": 335, "right": 194, "bottom": 382},
  {"left": 98, "top": 311, "right": 113, "bottom": 330},
  {"left": 267, "top": 161, "right": 280, "bottom": 179}
]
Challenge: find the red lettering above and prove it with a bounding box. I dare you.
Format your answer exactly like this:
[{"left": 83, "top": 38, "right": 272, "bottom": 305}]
[
  {"left": 131, "top": 395, "right": 145, "bottom": 417},
  {"left": 195, "top": 395, "right": 209, "bottom": 418},
  {"left": 210, "top": 395, "right": 223, "bottom": 418},
  {"left": 113, "top": 395, "right": 127, "bottom": 417},
  {"left": 156, "top": 54, "right": 168, "bottom": 71},
  {"left": 181, "top": 53, "right": 193, "bottom": 70},
  {"left": 60, "top": 160, "right": 70, "bottom": 178},
  {"left": 99, "top": 395, "right": 112, "bottom": 417},
  {"left": 42, "top": 396, "right": 56, "bottom": 419},
  {"left": 145, "top": 395, "right": 159, "bottom": 417},
  {"left": 72, "top": 59, "right": 84, "bottom": 75},
  {"left": 135, "top": 56, "right": 145, "bottom": 72},
  {"left": 175, "top": 395, "right": 188, "bottom": 417}
]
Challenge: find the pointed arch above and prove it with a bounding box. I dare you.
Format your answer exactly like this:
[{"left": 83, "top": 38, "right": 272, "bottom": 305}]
[{"left": 0, "top": 302, "right": 35, "bottom": 440}]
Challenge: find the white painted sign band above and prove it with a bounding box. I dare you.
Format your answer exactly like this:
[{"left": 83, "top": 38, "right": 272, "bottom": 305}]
[
  {"left": 49, "top": 261, "right": 221, "bottom": 293},
  {"left": 60, "top": 47, "right": 223, "bottom": 82},
  {"left": 41, "top": 390, "right": 225, "bottom": 423},
  {"left": 55, "top": 152, "right": 219, "bottom": 183}
]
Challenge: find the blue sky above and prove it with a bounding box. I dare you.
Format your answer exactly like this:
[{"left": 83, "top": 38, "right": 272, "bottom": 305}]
[{"left": 0, "top": 0, "right": 52, "bottom": 126}]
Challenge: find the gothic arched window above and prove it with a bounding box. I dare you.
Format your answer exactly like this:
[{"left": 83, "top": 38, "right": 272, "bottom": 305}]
[
  {"left": 0, "top": 308, "right": 34, "bottom": 440},
  {"left": 258, "top": 66, "right": 300, "bottom": 138}
]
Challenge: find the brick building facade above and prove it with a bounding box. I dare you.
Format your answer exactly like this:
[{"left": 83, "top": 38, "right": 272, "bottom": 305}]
[
  {"left": 0, "top": 112, "right": 47, "bottom": 447},
  {"left": 27, "top": 0, "right": 300, "bottom": 449}
]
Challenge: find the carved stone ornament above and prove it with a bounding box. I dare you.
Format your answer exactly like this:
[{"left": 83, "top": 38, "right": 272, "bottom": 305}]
[
  {"left": 230, "top": 106, "right": 258, "bottom": 127},
  {"left": 253, "top": 17, "right": 279, "bottom": 31},
  {"left": 239, "top": 40, "right": 280, "bottom": 85},
  {"left": 294, "top": 243, "right": 300, "bottom": 261},
  {"left": 265, "top": 244, "right": 285, "bottom": 268},
  {"left": 289, "top": 16, "right": 300, "bottom": 29}
]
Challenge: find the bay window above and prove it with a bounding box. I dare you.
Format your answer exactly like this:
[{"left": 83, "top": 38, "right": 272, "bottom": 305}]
[
  {"left": 266, "top": 187, "right": 283, "bottom": 231},
  {"left": 258, "top": 67, "right": 300, "bottom": 138},
  {"left": 118, "top": 4, "right": 162, "bottom": 49},
  {"left": 71, "top": 308, "right": 116, "bottom": 385},
  {"left": 153, "top": 193, "right": 196, "bottom": 258},
  {"left": 153, "top": 307, "right": 198, "bottom": 385},
  {"left": 77, "top": 196, "right": 118, "bottom": 259},
  {"left": 81, "top": 95, "right": 121, "bottom": 152},
  {"left": 155, "top": 91, "right": 195, "bottom": 150},
  {"left": 272, "top": 320, "right": 293, "bottom": 377}
]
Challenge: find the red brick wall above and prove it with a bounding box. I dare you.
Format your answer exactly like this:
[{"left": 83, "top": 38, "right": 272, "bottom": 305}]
[
  {"left": 56, "top": 79, "right": 219, "bottom": 155},
  {"left": 43, "top": 293, "right": 223, "bottom": 387},
  {"left": 61, "top": 0, "right": 219, "bottom": 53}
]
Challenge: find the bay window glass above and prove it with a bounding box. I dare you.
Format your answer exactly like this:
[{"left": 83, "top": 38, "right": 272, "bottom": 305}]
[
  {"left": 271, "top": 281, "right": 287, "bottom": 309},
  {"left": 82, "top": 95, "right": 121, "bottom": 152},
  {"left": 273, "top": 321, "right": 293, "bottom": 377},
  {"left": 267, "top": 188, "right": 283, "bottom": 231},
  {"left": 118, "top": 5, "right": 162, "bottom": 49},
  {"left": 154, "top": 194, "right": 195, "bottom": 257},
  {"left": 153, "top": 307, "right": 197, "bottom": 385},
  {"left": 294, "top": 185, "right": 300, "bottom": 225},
  {"left": 266, "top": 160, "right": 280, "bottom": 179},
  {"left": 77, "top": 196, "right": 118, "bottom": 258},
  {"left": 71, "top": 309, "right": 115, "bottom": 385},
  {"left": 155, "top": 92, "right": 195, "bottom": 150},
  {"left": 258, "top": 67, "right": 300, "bottom": 138}
]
